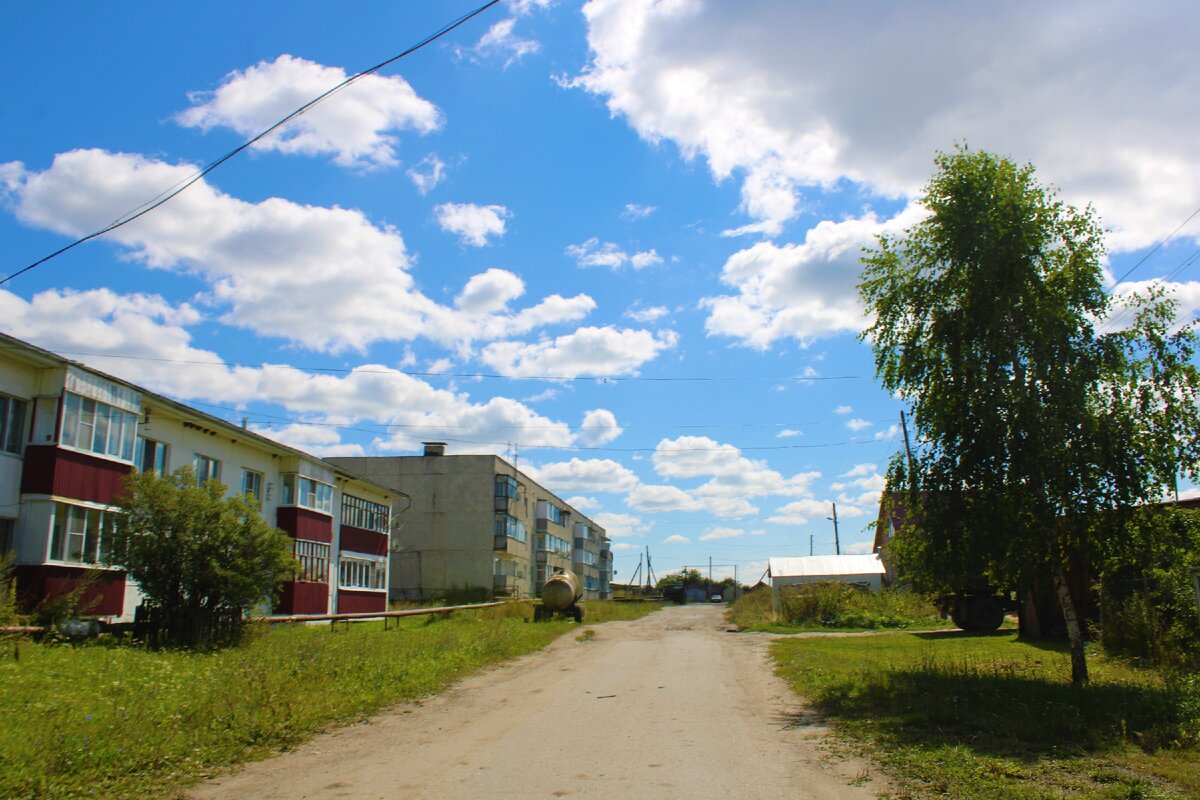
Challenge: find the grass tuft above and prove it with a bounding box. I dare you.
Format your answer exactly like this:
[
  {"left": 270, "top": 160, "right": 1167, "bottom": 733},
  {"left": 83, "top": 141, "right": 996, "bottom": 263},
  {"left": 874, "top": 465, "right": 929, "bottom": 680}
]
[
  {"left": 729, "top": 583, "right": 948, "bottom": 632},
  {"left": 0, "top": 600, "right": 658, "bottom": 800},
  {"left": 773, "top": 631, "right": 1200, "bottom": 799}
]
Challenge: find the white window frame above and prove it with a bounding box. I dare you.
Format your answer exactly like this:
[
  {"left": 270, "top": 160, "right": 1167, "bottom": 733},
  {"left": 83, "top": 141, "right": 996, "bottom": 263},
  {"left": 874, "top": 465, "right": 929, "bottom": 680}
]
[
  {"left": 294, "top": 539, "right": 330, "bottom": 583},
  {"left": 0, "top": 394, "right": 27, "bottom": 455},
  {"left": 341, "top": 494, "right": 390, "bottom": 533},
  {"left": 241, "top": 469, "right": 263, "bottom": 508},
  {"left": 281, "top": 474, "right": 334, "bottom": 515},
  {"left": 135, "top": 436, "right": 169, "bottom": 475},
  {"left": 194, "top": 453, "right": 221, "bottom": 483},
  {"left": 338, "top": 554, "right": 387, "bottom": 591},
  {"left": 48, "top": 502, "right": 118, "bottom": 565},
  {"left": 60, "top": 392, "right": 137, "bottom": 462}
]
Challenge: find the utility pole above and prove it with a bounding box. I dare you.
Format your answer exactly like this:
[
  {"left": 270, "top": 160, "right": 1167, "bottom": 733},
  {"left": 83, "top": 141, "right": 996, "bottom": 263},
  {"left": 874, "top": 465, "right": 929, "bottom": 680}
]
[
  {"left": 708, "top": 556, "right": 713, "bottom": 595},
  {"left": 809, "top": 534, "right": 813, "bottom": 556},
  {"left": 829, "top": 502, "right": 841, "bottom": 555}
]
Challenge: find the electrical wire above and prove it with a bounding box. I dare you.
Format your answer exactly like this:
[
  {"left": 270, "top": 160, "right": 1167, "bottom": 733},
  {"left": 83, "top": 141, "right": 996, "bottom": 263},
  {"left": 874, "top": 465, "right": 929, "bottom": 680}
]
[
  {"left": 0, "top": 342, "right": 866, "bottom": 384},
  {"left": 1, "top": 0, "right": 502, "bottom": 287},
  {"left": 1107, "top": 203, "right": 1200, "bottom": 289}
]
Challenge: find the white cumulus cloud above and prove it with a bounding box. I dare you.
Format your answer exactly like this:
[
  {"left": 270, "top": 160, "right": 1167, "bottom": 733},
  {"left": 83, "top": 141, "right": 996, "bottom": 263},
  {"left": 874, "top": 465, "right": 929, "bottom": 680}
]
[
  {"left": 578, "top": 408, "right": 623, "bottom": 446},
  {"left": 573, "top": 0, "right": 1200, "bottom": 250},
  {"left": 176, "top": 54, "right": 441, "bottom": 169},
  {"left": 526, "top": 458, "right": 640, "bottom": 493},
  {"left": 699, "top": 527, "right": 744, "bottom": 542},
  {"left": 3, "top": 150, "right": 588, "bottom": 354},
  {"left": 407, "top": 153, "right": 447, "bottom": 194},
  {"left": 435, "top": 202, "right": 511, "bottom": 247},
  {"left": 479, "top": 326, "right": 677, "bottom": 378}
]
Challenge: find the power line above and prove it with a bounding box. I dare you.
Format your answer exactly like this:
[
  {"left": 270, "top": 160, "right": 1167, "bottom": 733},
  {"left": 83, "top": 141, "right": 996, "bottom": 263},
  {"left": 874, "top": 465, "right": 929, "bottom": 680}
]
[
  {"left": 1, "top": 0, "right": 502, "bottom": 286},
  {"left": 1099, "top": 243, "right": 1200, "bottom": 334},
  {"left": 0, "top": 343, "right": 866, "bottom": 384},
  {"left": 1108, "top": 203, "right": 1200, "bottom": 289},
  {"left": 176, "top": 397, "right": 895, "bottom": 432}
]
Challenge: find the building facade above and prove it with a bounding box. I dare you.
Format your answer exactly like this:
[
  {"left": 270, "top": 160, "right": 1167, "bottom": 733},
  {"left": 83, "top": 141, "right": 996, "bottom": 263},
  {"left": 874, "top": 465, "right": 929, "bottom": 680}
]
[
  {"left": 0, "top": 332, "right": 394, "bottom": 620},
  {"left": 330, "top": 445, "right": 612, "bottom": 602}
]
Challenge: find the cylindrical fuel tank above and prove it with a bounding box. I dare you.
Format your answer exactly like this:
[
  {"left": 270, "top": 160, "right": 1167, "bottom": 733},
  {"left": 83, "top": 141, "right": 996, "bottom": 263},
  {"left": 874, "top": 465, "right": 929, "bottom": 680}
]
[{"left": 541, "top": 569, "right": 583, "bottom": 611}]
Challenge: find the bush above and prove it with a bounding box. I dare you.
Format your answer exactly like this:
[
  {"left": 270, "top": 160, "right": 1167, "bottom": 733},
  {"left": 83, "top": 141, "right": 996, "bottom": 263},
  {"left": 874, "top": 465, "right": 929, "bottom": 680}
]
[
  {"left": 1099, "top": 508, "right": 1200, "bottom": 670},
  {"left": 0, "top": 551, "right": 20, "bottom": 626},
  {"left": 728, "top": 581, "right": 944, "bottom": 630}
]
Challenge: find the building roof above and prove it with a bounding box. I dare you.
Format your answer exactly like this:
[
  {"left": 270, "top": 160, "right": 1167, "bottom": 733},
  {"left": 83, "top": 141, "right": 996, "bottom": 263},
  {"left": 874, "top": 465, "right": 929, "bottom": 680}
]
[
  {"left": 0, "top": 331, "right": 395, "bottom": 499},
  {"left": 767, "top": 554, "right": 886, "bottom": 580}
]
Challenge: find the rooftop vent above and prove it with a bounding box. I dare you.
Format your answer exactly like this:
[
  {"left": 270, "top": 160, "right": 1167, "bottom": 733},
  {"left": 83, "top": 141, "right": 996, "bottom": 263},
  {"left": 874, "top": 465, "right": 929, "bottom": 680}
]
[{"left": 423, "top": 441, "right": 447, "bottom": 457}]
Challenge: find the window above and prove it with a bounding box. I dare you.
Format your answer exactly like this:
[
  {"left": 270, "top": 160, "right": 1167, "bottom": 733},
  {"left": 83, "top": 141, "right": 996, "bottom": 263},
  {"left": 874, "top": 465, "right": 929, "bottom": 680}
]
[
  {"left": 49, "top": 503, "right": 117, "bottom": 565},
  {"left": 60, "top": 392, "right": 137, "bottom": 461},
  {"left": 574, "top": 549, "right": 598, "bottom": 567},
  {"left": 282, "top": 474, "right": 334, "bottom": 514},
  {"left": 241, "top": 469, "right": 263, "bottom": 507},
  {"left": 338, "top": 555, "right": 386, "bottom": 590},
  {"left": 494, "top": 514, "right": 527, "bottom": 543},
  {"left": 194, "top": 453, "right": 221, "bottom": 483},
  {"left": 294, "top": 540, "right": 330, "bottom": 583},
  {"left": 341, "top": 494, "right": 389, "bottom": 533},
  {"left": 537, "top": 500, "right": 569, "bottom": 526},
  {"left": 496, "top": 475, "right": 519, "bottom": 500},
  {"left": 537, "top": 533, "right": 571, "bottom": 557},
  {"left": 135, "top": 437, "right": 168, "bottom": 475},
  {"left": 0, "top": 394, "right": 27, "bottom": 455}
]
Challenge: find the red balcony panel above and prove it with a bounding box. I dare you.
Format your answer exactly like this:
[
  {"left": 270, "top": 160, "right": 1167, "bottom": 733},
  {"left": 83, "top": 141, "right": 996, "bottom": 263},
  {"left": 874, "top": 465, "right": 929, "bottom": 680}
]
[
  {"left": 337, "top": 589, "right": 386, "bottom": 614},
  {"left": 275, "top": 580, "right": 328, "bottom": 615},
  {"left": 276, "top": 507, "right": 332, "bottom": 542},
  {"left": 339, "top": 525, "right": 387, "bottom": 556},
  {"left": 21, "top": 445, "right": 132, "bottom": 504},
  {"left": 14, "top": 564, "right": 126, "bottom": 616}
]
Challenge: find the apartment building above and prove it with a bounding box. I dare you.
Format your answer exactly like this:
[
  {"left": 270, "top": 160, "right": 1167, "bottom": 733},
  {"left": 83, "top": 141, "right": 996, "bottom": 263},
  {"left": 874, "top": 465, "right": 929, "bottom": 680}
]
[
  {"left": 0, "top": 332, "right": 395, "bottom": 620},
  {"left": 330, "top": 444, "right": 613, "bottom": 602}
]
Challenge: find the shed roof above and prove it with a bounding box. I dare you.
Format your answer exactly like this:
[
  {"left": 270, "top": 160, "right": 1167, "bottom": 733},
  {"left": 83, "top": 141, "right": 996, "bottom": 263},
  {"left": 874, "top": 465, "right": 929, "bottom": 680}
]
[{"left": 767, "top": 554, "right": 886, "bottom": 579}]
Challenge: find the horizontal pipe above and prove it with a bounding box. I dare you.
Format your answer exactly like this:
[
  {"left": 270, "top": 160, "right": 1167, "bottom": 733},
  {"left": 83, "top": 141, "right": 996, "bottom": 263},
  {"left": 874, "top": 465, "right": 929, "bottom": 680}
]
[{"left": 249, "top": 601, "right": 508, "bottom": 625}]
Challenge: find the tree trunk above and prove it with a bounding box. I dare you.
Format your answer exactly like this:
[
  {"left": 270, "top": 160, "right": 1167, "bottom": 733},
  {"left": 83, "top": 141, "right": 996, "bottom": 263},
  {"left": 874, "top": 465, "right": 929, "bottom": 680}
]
[{"left": 1052, "top": 558, "right": 1089, "bottom": 686}]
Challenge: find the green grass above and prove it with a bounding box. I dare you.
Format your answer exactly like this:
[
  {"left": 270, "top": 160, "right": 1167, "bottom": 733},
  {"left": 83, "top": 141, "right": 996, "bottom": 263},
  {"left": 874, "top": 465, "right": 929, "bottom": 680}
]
[
  {"left": 772, "top": 631, "right": 1200, "bottom": 799},
  {"left": 0, "top": 600, "right": 658, "bottom": 800},
  {"left": 728, "top": 583, "right": 952, "bottom": 632}
]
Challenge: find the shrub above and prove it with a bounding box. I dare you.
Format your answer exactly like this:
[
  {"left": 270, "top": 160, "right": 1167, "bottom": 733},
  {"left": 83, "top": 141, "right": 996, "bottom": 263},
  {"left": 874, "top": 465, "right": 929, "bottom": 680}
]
[
  {"left": 729, "top": 581, "right": 943, "bottom": 630},
  {"left": 1099, "top": 507, "right": 1200, "bottom": 670}
]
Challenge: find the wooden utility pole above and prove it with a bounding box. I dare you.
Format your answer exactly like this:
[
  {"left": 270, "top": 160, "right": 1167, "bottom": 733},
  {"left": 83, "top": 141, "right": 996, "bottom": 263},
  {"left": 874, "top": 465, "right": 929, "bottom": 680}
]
[{"left": 830, "top": 503, "right": 841, "bottom": 555}]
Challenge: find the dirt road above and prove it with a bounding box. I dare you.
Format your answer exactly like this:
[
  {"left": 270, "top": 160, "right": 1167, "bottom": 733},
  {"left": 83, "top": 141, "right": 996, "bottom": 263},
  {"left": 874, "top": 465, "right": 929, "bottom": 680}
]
[{"left": 190, "top": 605, "right": 882, "bottom": 799}]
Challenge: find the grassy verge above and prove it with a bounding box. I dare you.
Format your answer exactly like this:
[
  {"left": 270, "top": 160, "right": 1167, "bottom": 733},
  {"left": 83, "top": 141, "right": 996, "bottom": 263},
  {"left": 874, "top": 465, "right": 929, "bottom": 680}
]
[
  {"left": 773, "top": 631, "right": 1200, "bottom": 799},
  {"left": 0, "top": 599, "right": 658, "bottom": 800},
  {"left": 729, "top": 583, "right": 952, "bottom": 632}
]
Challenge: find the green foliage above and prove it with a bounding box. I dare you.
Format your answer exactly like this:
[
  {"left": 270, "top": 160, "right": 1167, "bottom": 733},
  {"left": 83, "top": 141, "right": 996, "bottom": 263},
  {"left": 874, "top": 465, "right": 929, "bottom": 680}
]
[
  {"left": 0, "top": 602, "right": 655, "bottom": 800},
  {"left": 1098, "top": 508, "right": 1200, "bottom": 669},
  {"left": 656, "top": 568, "right": 704, "bottom": 589},
  {"left": 110, "top": 468, "right": 294, "bottom": 645},
  {"left": 729, "top": 582, "right": 944, "bottom": 631},
  {"left": 0, "top": 551, "right": 20, "bottom": 626},
  {"left": 859, "top": 146, "right": 1200, "bottom": 684},
  {"left": 774, "top": 632, "right": 1200, "bottom": 799}
]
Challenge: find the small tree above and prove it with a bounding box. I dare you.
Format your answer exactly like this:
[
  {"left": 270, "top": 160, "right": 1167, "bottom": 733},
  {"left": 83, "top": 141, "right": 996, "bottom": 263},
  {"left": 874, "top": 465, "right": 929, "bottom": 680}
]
[
  {"left": 109, "top": 467, "right": 294, "bottom": 647},
  {"left": 859, "top": 146, "right": 1200, "bottom": 686}
]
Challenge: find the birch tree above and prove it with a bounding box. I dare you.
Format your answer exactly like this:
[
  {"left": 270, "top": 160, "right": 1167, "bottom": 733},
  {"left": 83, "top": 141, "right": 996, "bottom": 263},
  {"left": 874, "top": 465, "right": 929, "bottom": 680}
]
[{"left": 859, "top": 147, "right": 1200, "bottom": 686}]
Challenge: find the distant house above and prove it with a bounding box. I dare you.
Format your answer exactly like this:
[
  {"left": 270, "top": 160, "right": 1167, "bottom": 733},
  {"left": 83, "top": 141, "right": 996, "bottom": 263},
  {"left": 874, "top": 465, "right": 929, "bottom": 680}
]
[{"left": 766, "top": 554, "right": 887, "bottom": 592}]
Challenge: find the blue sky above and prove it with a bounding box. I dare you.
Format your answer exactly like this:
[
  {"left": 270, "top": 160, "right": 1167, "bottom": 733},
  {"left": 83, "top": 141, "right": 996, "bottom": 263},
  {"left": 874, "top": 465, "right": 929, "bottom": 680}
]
[{"left": 3, "top": 1, "right": 1199, "bottom": 585}]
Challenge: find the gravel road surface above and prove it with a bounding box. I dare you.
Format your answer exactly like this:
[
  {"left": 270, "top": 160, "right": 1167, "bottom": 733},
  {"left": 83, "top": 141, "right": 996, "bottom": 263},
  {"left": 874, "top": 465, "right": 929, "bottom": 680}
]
[{"left": 190, "top": 604, "right": 882, "bottom": 799}]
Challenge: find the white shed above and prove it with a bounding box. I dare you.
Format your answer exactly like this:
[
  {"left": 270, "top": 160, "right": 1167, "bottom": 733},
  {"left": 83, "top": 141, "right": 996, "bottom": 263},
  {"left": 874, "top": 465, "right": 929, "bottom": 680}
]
[{"left": 767, "top": 554, "right": 887, "bottom": 591}]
